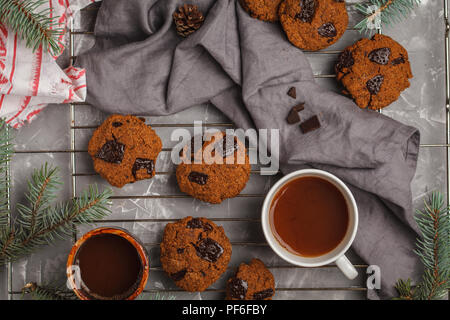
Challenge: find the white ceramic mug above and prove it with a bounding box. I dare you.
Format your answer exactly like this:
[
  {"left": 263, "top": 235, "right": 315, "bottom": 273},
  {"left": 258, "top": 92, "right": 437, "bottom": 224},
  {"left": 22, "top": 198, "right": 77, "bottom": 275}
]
[{"left": 261, "top": 169, "right": 359, "bottom": 280}]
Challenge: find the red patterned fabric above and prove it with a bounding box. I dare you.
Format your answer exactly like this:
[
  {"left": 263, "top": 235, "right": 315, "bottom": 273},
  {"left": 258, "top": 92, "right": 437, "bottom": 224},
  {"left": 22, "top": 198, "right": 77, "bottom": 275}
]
[{"left": 0, "top": 0, "right": 97, "bottom": 128}]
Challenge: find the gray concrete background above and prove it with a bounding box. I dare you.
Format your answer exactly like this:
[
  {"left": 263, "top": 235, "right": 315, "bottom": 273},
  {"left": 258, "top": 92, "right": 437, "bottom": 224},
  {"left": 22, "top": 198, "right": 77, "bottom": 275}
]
[{"left": 0, "top": 0, "right": 447, "bottom": 300}]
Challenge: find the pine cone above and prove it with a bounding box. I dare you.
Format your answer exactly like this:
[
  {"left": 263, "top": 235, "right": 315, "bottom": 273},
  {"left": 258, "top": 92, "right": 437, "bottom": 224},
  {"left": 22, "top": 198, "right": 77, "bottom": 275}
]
[{"left": 173, "top": 4, "right": 205, "bottom": 37}]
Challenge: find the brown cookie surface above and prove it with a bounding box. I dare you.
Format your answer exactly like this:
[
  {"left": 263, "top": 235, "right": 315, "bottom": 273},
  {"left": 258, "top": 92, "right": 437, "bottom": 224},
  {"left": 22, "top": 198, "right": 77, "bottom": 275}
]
[
  {"left": 279, "top": 0, "right": 348, "bottom": 51},
  {"left": 88, "top": 115, "right": 162, "bottom": 188},
  {"left": 335, "top": 34, "right": 412, "bottom": 110},
  {"left": 239, "top": 0, "right": 283, "bottom": 22},
  {"left": 160, "top": 216, "right": 232, "bottom": 292},
  {"left": 226, "top": 259, "right": 275, "bottom": 300},
  {"left": 176, "top": 131, "right": 251, "bottom": 204}
]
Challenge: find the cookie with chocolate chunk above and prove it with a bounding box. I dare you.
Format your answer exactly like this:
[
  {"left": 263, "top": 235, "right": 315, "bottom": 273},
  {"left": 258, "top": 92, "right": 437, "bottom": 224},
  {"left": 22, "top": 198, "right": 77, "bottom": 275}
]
[
  {"left": 226, "top": 259, "right": 275, "bottom": 300},
  {"left": 88, "top": 115, "right": 162, "bottom": 187},
  {"left": 335, "top": 34, "right": 412, "bottom": 110},
  {"left": 239, "top": 0, "right": 284, "bottom": 22},
  {"left": 176, "top": 131, "right": 251, "bottom": 204},
  {"left": 279, "top": 0, "right": 348, "bottom": 51},
  {"left": 160, "top": 216, "right": 232, "bottom": 292}
]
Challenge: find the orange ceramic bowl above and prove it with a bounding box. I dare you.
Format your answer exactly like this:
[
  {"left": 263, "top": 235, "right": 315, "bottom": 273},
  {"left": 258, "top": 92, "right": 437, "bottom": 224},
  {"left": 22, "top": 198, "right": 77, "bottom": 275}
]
[{"left": 66, "top": 227, "right": 149, "bottom": 300}]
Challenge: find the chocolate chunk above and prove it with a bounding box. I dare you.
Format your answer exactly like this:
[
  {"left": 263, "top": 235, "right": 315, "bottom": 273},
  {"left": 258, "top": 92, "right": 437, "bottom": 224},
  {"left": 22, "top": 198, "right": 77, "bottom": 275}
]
[
  {"left": 138, "top": 117, "right": 146, "bottom": 122},
  {"left": 287, "top": 87, "right": 296, "bottom": 99},
  {"left": 186, "top": 218, "right": 213, "bottom": 232},
  {"left": 368, "top": 47, "right": 391, "bottom": 65},
  {"left": 318, "top": 23, "right": 337, "bottom": 38},
  {"left": 112, "top": 122, "right": 122, "bottom": 127},
  {"left": 95, "top": 140, "right": 125, "bottom": 164},
  {"left": 392, "top": 56, "right": 405, "bottom": 65},
  {"left": 170, "top": 269, "right": 187, "bottom": 281},
  {"left": 188, "top": 171, "right": 208, "bottom": 185},
  {"left": 299, "top": 115, "right": 321, "bottom": 134},
  {"left": 131, "top": 158, "right": 154, "bottom": 178},
  {"left": 187, "top": 218, "right": 213, "bottom": 232},
  {"left": 335, "top": 50, "right": 354, "bottom": 72},
  {"left": 227, "top": 277, "right": 248, "bottom": 300},
  {"left": 177, "top": 248, "right": 185, "bottom": 254},
  {"left": 287, "top": 108, "right": 301, "bottom": 124},
  {"left": 296, "top": 0, "right": 316, "bottom": 23},
  {"left": 293, "top": 103, "right": 305, "bottom": 112},
  {"left": 194, "top": 238, "right": 224, "bottom": 262},
  {"left": 203, "top": 223, "right": 213, "bottom": 232},
  {"left": 253, "top": 288, "right": 274, "bottom": 300},
  {"left": 366, "top": 75, "right": 384, "bottom": 95},
  {"left": 187, "top": 218, "right": 203, "bottom": 229},
  {"left": 216, "top": 135, "right": 239, "bottom": 158}
]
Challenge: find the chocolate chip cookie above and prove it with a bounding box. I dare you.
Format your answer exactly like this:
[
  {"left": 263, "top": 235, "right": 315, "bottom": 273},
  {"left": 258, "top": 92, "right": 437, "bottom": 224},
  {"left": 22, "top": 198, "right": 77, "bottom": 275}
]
[
  {"left": 88, "top": 115, "right": 162, "bottom": 187},
  {"left": 160, "top": 216, "right": 232, "bottom": 292},
  {"left": 279, "top": 0, "right": 348, "bottom": 51},
  {"left": 176, "top": 131, "right": 251, "bottom": 204},
  {"left": 226, "top": 259, "right": 275, "bottom": 300},
  {"left": 335, "top": 34, "right": 412, "bottom": 110},
  {"left": 239, "top": 0, "right": 284, "bottom": 22}
]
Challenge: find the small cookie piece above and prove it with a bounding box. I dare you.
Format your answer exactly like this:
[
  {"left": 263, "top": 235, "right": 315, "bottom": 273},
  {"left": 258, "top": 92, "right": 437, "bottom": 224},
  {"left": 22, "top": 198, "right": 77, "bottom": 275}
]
[
  {"left": 226, "top": 259, "right": 275, "bottom": 300},
  {"left": 176, "top": 131, "right": 251, "bottom": 204},
  {"left": 239, "top": 0, "right": 284, "bottom": 22},
  {"left": 279, "top": 0, "right": 348, "bottom": 51},
  {"left": 335, "top": 34, "right": 412, "bottom": 110},
  {"left": 160, "top": 217, "right": 232, "bottom": 292},
  {"left": 88, "top": 115, "right": 162, "bottom": 187}
]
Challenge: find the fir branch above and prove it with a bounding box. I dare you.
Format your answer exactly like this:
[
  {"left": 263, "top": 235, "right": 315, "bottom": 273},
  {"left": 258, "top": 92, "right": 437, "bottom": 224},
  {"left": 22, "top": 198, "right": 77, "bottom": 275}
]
[
  {"left": 393, "top": 278, "right": 415, "bottom": 300},
  {"left": 355, "top": 0, "right": 421, "bottom": 33},
  {"left": 0, "top": 164, "right": 112, "bottom": 266},
  {"left": 136, "top": 292, "right": 176, "bottom": 300},
  {"left": 0, "top": 0, "right": 64, "bottom": 56},
  {"left": 22, "top": 282, "right": 78, "bottom": 300},
  {"left": 412, "top": 192, "right": 449, "bottom": 300},
  {"left": 395, "top": 191, "right": 450, "bottom": 300}
]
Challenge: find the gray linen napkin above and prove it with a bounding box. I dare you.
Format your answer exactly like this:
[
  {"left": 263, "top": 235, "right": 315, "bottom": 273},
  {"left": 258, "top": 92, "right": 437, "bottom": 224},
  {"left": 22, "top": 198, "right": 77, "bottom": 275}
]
[{"left": 76, "top": 0, "right": 423, "bottom": 299}]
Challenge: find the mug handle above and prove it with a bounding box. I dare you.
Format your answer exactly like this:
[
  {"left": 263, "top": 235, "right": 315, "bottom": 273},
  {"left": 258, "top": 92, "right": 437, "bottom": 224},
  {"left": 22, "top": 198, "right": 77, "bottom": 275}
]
[{"left": 335, "top": 255, "right": 358, "bottom": 280}]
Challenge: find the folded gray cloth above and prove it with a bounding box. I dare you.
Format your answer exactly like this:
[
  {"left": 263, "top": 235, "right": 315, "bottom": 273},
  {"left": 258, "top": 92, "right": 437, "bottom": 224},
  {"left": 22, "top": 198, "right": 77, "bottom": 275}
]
[{"left": 77, "top": 0, "right": 423, "bottom": 299}]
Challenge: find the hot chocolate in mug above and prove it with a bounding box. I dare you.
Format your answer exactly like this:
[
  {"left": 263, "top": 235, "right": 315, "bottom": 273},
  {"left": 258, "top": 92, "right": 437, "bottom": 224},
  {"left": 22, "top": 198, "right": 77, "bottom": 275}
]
[{"left": 261, "top": 169, "right": 359, "bottom": 279}]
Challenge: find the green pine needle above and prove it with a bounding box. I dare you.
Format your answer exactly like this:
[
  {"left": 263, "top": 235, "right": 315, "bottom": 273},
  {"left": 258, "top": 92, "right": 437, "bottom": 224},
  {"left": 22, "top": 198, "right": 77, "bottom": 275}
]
[
  {"left": 21, "top": 282, "right": 78, "bottom": 300},
  {"left": 0, "top": 163, "right": 112, "bottom": 266},
  {"left": 393, "top": 278, "right": 415, "bottom": 300},
  {"left": 355, "top": 0, "right": 421, "bottom": 33},
  {"left": 0, "top": 0, "right": 64, "bottom": 56},
  {"left": 136, "top": 292, "right": 176, "bottom": 300},
  {"left": 395, "top": 191, "right": 450, "bottom": 300}
]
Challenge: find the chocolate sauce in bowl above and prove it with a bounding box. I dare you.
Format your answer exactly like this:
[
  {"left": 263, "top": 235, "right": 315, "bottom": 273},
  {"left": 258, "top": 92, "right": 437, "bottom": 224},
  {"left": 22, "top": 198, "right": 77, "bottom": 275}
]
[{"left": 75, "top": 233, "right": 142, "bottom": 299}]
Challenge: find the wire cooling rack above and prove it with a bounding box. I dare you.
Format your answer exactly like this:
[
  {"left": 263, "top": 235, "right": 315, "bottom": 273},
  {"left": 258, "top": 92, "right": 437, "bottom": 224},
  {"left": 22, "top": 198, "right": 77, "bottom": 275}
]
[{"left": 5, "top": 1, "right": 450, "bottom": 299}]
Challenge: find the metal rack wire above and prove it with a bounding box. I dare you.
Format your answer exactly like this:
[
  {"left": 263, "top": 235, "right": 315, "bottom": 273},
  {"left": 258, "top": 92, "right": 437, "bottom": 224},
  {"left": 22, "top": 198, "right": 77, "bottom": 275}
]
[{"left": 6, "top": 0, "right": 450, "bottom": 299}]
